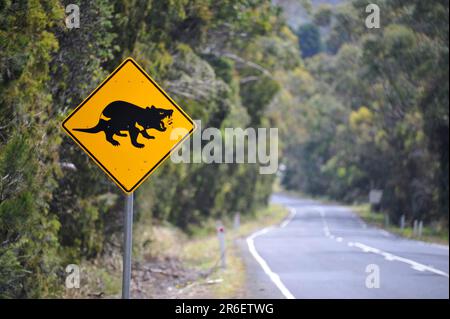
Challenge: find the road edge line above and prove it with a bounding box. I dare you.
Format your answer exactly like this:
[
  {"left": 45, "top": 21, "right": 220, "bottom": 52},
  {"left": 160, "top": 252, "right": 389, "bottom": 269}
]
[{"left": 246, "top": 228, "right": 296, "bottom": 299}]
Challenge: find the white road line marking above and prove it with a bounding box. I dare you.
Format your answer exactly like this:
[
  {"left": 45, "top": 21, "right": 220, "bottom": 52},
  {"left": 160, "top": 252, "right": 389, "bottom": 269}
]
[
  {"left": 325, "top": 228, "right": 372, "bottom": 234},
  {"left": 247, "top": 228, "right": 295, "bottom": 299},
  {"left": 316, "top": 207, "right": 331, "bottom": 237},
  {"left": 347, "top": 241, "right": 449, "bottom": 278},
  {"left": 379, "top": 230, "right": 391, "bottom": 237},
  {"left": 336, "top": 237, "right": 343, "bottom": 242},
  {"left": 280, "top": 207, "right": 296, "bottom": 228}
]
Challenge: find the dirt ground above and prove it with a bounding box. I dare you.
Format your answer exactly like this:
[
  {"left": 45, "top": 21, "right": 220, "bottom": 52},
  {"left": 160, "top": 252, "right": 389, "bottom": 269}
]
[{"left": 130, "top": 256, "right": 212, "bottom": 299}]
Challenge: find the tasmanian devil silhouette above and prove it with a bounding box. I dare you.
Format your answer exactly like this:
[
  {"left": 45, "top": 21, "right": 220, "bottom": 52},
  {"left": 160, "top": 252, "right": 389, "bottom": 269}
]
[{"left": 73, "top": 100, "right": 173, "bottom": 148}]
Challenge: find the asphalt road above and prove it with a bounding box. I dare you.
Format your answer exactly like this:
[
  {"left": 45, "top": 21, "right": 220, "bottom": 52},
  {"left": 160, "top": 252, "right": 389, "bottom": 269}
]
[{"left": 243, "top": 193, "right": 449, "bottom": 299}]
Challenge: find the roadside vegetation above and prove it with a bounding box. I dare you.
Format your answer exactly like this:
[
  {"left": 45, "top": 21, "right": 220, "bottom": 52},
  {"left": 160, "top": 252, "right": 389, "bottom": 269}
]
[
  {"left": 353, "top": 204, "right": 449, "bottom": 245},
  {"left": 182, "top": 204, "right": 289, "bottom": 298},
  {"left": 63, "top": 204, "right": 288, "bottom": 298},
  {"left": 0, "top": 0, "right": 297, "bottom": 297},
  {"left": 280, "top": 0, "right": 449, "bottom": 240}
]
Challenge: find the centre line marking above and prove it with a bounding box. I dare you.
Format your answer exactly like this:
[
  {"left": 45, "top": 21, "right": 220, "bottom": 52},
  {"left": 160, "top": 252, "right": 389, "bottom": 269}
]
[
  {"left": 280, "top": 207, "right": 296, "bottom": 228},
  {"left": 348, "top": 241, "right": 449, "bottom": 278}
]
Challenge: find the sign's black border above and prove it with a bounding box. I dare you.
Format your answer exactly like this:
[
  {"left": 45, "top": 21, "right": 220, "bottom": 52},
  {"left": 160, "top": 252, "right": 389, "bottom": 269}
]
[{"left": 62, "top": 58, "right": 195, "bottom": 193}]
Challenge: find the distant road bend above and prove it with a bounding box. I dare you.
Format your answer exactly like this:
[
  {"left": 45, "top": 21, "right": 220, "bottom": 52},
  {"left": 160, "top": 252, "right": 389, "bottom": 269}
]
[{"left": 243, "top": 193, "right": 449, "bottom": 299}]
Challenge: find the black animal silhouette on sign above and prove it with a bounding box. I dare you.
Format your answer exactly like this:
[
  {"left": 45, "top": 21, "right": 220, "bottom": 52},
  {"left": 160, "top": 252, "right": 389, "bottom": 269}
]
[{"left": 74, "top": 100, "right": 173, "bottom": 148}]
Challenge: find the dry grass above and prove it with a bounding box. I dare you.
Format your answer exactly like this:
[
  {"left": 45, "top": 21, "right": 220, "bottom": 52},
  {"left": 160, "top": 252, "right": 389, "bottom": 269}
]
[
  {"left": 179, "top": 204, "right": 289, "bottom": 298},
  {"left": 63, "top": 204, "right": 289, "bottom": 299},
  {"left": 353, "top": 204, "right": 449, "bottom": 245}
]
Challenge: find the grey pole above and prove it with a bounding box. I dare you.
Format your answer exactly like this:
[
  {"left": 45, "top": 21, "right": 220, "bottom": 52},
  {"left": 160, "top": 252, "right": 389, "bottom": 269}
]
[
  {"left": 217, "top": 221, "right": 226, "bottom": 269},
  {"left": 400, "top": 214, "right": 405, "bottom": 230},
  {"left": 122, "top": 193, "right": 134, "bottom": 299},
  {"left": 233, "top": 212, "right": 240, "bottom": 231},
  {"left": 418, "top": 220, "right": 423, "bottom": 238}
]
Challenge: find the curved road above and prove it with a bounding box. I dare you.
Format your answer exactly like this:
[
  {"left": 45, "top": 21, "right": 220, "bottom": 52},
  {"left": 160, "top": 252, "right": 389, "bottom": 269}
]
[{"left": 242, "top": 193, "right": 449, "bottom": 299}]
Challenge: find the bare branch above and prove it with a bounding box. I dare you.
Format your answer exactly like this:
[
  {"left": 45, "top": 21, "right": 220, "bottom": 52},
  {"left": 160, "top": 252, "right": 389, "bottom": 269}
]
[
  {"left": 204, "top": 51, "right": 273, "bottom": 79},
  {"left": 240, "top": 76, "right": 260, "bottom": 84}
]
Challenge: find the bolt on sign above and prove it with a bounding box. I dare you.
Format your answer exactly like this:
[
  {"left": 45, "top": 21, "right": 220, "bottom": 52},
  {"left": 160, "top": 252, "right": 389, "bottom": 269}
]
[{"left": 62, "top": 58, "right": 195, "bottom": 193}]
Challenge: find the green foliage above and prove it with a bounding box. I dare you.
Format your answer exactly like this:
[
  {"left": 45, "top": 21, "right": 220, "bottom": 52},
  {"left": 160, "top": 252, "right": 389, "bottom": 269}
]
[
  {"left": 0, "top": 134, "right": 61, "bottom": 298},
  {"left": 1, "top": 0, "right": 63, "bottom": 298},
  {"left": 313, "top": 4, "right": 333, "bottom": 27},
  {"left": 297, "top": 23, "right": 322, "bottom": 58},
  {"left": 1, "top": 0, "right": 299, "bottom": 297},
  {"left": 282, "top": 0, "right": 449, "bottom": 229}
]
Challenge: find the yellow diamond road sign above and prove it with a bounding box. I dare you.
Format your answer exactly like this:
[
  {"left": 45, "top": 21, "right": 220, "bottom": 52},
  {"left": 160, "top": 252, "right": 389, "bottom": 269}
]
[{"left": 62, "top": 58, "right": 195, "bottom": 193}]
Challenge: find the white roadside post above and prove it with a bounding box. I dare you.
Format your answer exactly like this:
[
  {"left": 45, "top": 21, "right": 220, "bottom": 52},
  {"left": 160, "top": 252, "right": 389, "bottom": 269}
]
[
  {"left": 217, "top": 222, "right": 226, "bottom": 269},
  {"left": 413, "top": 220, "right": 418, "bottom": 236},
  {"left": 233, "top": 212, "right": 240, "bottom": 231},
  {"left": 418, "top": 220, "right": 423, "bottom": 238},
  {"left": 400, "top": 214, "right": 405, "bottom": 230},
  {"left": 122, "top": 193, "right": 134, "bottom": 299},
  {"left": 369, "top": 189, "right": 383, "bottom": 211}
]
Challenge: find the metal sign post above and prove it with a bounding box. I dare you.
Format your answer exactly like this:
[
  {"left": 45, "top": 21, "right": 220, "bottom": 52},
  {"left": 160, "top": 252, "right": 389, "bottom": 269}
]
[{"left": 122, "top": 193, "right": 134, "bottom": 299}]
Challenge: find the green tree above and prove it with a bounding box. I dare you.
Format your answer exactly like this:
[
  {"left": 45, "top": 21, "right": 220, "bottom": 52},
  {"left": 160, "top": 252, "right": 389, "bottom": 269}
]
[
  {"left": 0, "top": 0, "right": 63, "bottom": 297},
  {"left": 297, "top": 23, "right": 322, "bottom": 58}
]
